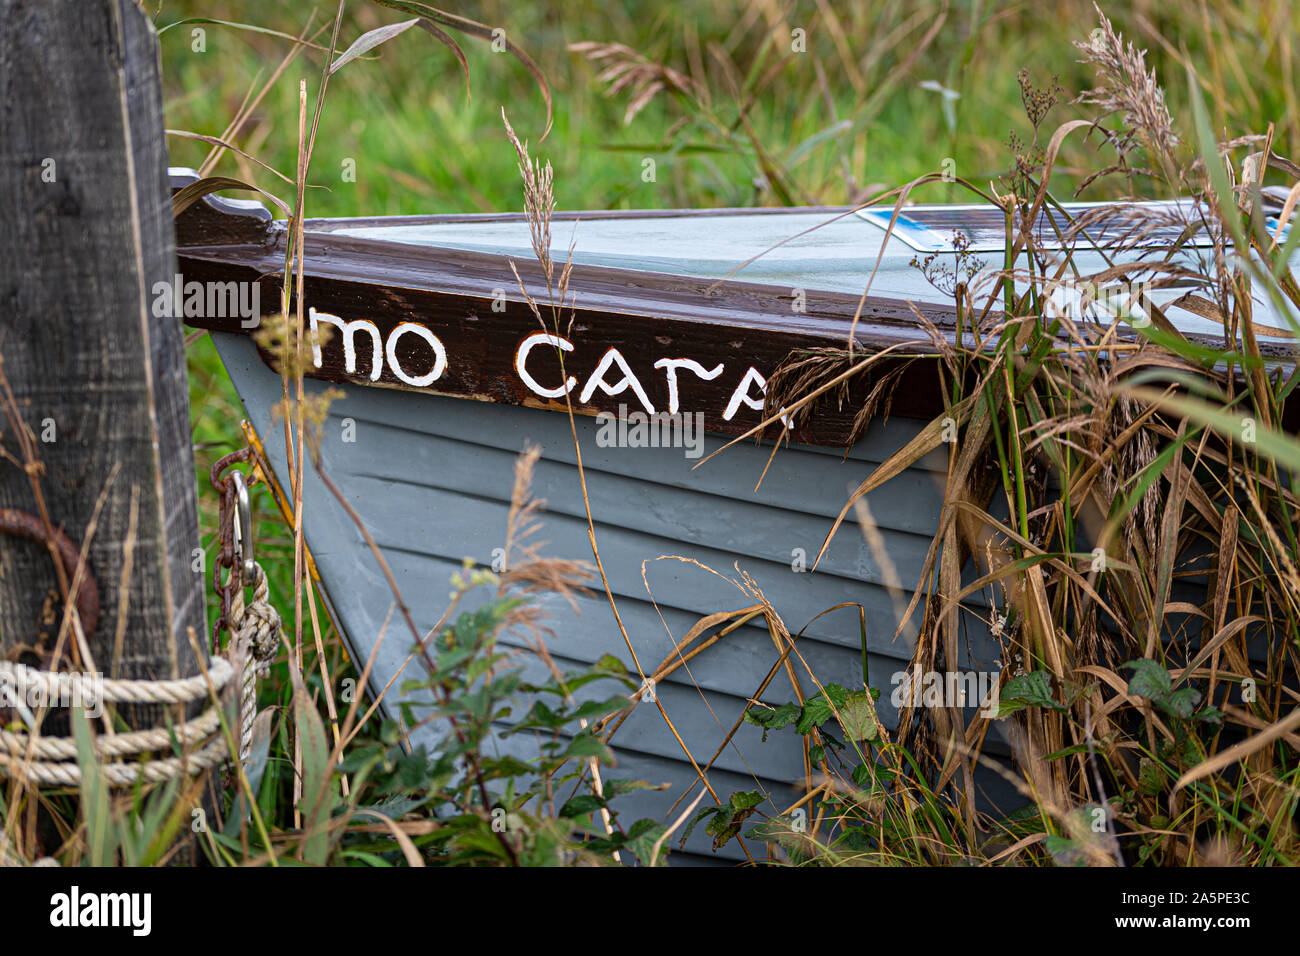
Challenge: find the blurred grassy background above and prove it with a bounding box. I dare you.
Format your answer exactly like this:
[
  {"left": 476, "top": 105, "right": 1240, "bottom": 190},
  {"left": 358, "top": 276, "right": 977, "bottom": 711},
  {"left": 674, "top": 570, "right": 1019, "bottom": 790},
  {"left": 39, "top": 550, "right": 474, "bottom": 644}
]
[
  {"left": 158, "top": 1, "right": 1300, "bottom": 216},
  {"left": 156, "top": 0, "right": 1299, "bottom": 630}
]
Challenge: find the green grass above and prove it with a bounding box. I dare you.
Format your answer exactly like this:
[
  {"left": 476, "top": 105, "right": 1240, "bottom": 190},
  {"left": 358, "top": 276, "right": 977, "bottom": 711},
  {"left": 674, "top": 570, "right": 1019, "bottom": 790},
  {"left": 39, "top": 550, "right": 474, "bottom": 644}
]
[
  {"left": 157, "top": 1, "right": 1300, "bottom": 219},
  {"left": 130, "top": 0, "right": 1300, "bottom": 866}
]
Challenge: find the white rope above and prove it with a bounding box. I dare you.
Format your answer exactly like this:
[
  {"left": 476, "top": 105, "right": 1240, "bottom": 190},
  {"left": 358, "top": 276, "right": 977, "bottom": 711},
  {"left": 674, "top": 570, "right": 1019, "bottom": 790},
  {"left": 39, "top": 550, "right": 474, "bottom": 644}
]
[
  {"left": 0, "top": 707, "right": 221, "bottom": 761},
  {"left": 0, "top": 560, "right": 281, "bottom": 789},
  {"left": 0, "top": 735, "right": 232, "bottom": 787},
  {"left": 0, "top": 657, "right": 233, "bottom": 706},
  {"left": 230, "top": 562, "right": 281, "bottom": 764}
]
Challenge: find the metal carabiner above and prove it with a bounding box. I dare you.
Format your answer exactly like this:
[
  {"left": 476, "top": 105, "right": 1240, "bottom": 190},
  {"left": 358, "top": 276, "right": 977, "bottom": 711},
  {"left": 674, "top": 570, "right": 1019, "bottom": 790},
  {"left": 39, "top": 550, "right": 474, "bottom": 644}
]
[{"left": 231, "top": 470, "right": 255, "bottom": 583}]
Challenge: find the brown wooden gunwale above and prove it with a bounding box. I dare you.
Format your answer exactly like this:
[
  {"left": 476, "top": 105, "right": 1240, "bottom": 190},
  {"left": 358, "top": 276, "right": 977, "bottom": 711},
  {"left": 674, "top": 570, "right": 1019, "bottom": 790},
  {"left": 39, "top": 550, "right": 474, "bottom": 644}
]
[{"left": 175, "top": 190, "right": 1300, "bottom": 443}]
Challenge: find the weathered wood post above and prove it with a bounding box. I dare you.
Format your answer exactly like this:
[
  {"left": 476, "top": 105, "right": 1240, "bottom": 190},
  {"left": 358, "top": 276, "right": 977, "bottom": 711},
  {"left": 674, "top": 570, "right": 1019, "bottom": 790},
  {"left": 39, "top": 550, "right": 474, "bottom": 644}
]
[{"left": 0, "top": 0, "right": 206, "bottom": 729}]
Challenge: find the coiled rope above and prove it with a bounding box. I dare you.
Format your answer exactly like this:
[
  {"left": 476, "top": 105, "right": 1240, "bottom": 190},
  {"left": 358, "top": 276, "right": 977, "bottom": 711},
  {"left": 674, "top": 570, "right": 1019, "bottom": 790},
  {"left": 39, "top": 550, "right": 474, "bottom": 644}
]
[
  {"left": 0, "top": 561, "right": 280, "bottom": 788},
  {"left": 229, "top": 562, "right": 281, "bottom": 764}
]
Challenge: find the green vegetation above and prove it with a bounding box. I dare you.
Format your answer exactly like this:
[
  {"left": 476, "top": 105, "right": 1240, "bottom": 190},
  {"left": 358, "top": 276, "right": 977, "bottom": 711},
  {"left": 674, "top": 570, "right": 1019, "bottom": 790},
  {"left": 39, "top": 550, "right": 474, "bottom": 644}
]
[
  {"left": 160, "top": 2, "right": 1300, "bottom": 216},
  {"left": 5, "top": 0, "right": 1297, "bottom": 866}
]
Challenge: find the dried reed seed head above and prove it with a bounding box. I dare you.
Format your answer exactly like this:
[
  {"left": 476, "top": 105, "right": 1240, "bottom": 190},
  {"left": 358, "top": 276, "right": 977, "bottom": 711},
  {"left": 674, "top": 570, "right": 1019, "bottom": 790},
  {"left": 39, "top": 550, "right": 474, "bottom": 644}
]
[
  {"left": 269, "top": 387, "right": 344, "bottom": 464},
  {"left": 569, "top": 41, "right": 697, "bottom": 125},
  {"left": 253, "top": 311, "right": 333, "bottom": 378},
  {"left": 502, "top": 109, "right": 556, "bottom": 279},
  {"left": 1017, "top": 69, "right": 1065, "bottom": 131},
  {"left": 499, "top": 443, "right": 594, "bottom": 622},
  {"left": 1073, "top": 6, "right": 1179, "bottom": 170}
]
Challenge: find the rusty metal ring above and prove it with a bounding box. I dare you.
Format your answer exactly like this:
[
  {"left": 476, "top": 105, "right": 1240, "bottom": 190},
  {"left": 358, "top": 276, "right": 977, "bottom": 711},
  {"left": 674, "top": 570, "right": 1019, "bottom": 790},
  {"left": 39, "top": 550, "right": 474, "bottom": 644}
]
[
  {"left": 209, "top": 446, "right": 253, "bottom": 496},
  {"left": 209, "top": 446, "right": 261, "bottom": 649},
  {"left": 0, "top": 508, "right": 100, "bottom": 639}
]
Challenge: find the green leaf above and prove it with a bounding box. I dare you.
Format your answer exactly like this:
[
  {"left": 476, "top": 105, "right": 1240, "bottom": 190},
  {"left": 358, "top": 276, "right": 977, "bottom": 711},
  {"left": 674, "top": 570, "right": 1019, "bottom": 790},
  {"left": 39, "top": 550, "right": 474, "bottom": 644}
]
[
  {"left": 1124, "top": 659, "right": 1172, "bottom": 701},
  {"left": 704, "top": 809, "right": 735, "bottom": 838},
  {"left": 602, "top": 778, "right": 660, "bottom": 800},
  {"left": 1043, "top": 744, "right": 1090, "bottom": 761},
  {"left": 71, "top": 709, "right": 116, "bottom": 867},
  {"left": 1161, "top": 686, "right": 1202, "bottom": 720},
  {"left": 584, "top": 834, "right": 627, "bottom": 853},
  {"left": 1137, "top": 758, "right": 1165, "bottom": 797},
  {"left": 567, "top": 695, "right": 629, "bottom": 723},
  {"left": 450, "top": 826, "right": 514, "bottom": 861},
  {"left": 993, "top": 804, "right": 1050, "bottom": 838},
  {"left": 506, "top": 699, "right": 565, "bottom": 732},
  {"left": 1195, "top": 706, "right": 1224, "bottom": 725},
  {"left": 681, "top": 804, "right": 723, "bottom": 844},
  {"left": 796, "top": 684, "right": 850, "bottom": 734},
  {"left": 564, "top": 732, "right": 614, "bottom": 765},
  {"left": 294, "top": 681, "right": 338, "bottom": 865},
  {"left": 745, "top": 816, "right": 792, "bottom": 841},
  {"left": 743, "top": 701, "right": 801, "bottom": 741},
  {"left": 852, "top": 762, "right": 895, "bottom": 791},
  {"left": 593, "top": 653, "right": 628, "bottom": 675},
  {"left": 623, "top": 818, "right": 658, "bottom": 840},
  {"left": 836, "top": 690, "right": 880, "bottom": 742},
  {"left": 479, "top": 755, "right": 535, "bottom": 780},
  {"left": 705, "top": 795, "right": 762, "bottom": 850},
  {"left": 558, "top": 794, "right": 605, "bottom": 818},
  {"left": 129, "top": 779, "right": 188, "bottom": 867},
  {"left": 1000, "top": 671, "right": 1058, "bottom": 710},
  {"left": 330, "top": 19, "right": 423, "bottom": 74},
  {"left": 342, "top": 849, "right": 394, "bottom": 867},
  {"left": 1044, "top": 834, "right": 1090, "bottom": 867},
  {"left": 626, "top": 823, "right": 669, "bottom": 866}
]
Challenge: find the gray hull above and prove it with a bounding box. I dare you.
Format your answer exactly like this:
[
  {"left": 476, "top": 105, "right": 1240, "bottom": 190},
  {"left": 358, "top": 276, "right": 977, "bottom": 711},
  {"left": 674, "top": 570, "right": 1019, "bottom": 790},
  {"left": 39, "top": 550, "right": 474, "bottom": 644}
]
[{"left": 214, "top": 333, "right": 1007, "bottom": 864}]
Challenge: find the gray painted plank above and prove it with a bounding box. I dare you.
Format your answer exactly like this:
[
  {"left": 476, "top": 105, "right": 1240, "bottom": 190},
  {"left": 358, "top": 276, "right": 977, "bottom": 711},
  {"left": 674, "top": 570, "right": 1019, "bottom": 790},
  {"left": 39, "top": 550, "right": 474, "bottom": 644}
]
[{"left": 214, "top": 332, "right": 1004, "bottom": 863}]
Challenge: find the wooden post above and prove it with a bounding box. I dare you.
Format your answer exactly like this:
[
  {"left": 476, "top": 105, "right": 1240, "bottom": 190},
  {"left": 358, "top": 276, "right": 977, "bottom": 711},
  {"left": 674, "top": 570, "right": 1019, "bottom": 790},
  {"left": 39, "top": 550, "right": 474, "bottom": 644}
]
[{"left": 0, "top": 1, "right": 206, "bottom": 712}]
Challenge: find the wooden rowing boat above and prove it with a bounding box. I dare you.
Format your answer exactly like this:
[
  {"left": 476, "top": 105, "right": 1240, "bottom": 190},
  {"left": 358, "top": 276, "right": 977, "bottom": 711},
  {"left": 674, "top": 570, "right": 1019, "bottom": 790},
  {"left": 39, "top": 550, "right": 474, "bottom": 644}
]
[{"left": 173, "top": 170, "right": 1295, "bottom": 863}]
